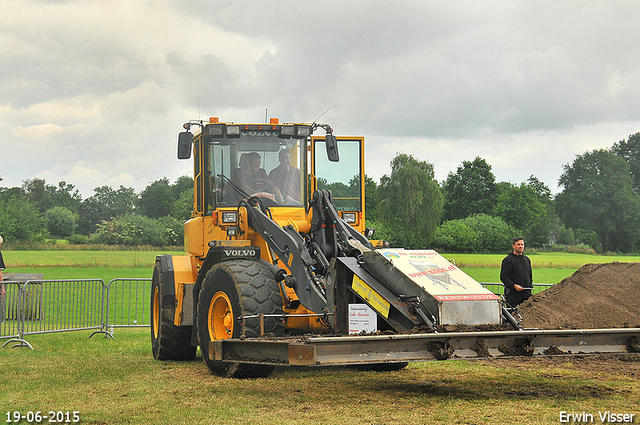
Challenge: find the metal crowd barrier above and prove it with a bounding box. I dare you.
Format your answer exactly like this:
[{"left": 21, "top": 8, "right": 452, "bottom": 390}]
[
  {"left": 1, "top": 278, "right": 152, "bottom": 350},
  {"left": 104, "top": 278, "right": 150, "bottom": 329},
  {"left": 480, "top": 282, "right": 553, "bottom": 295},
  {"left": 1, "top": 278, "right": 549, "bottom": 350}
]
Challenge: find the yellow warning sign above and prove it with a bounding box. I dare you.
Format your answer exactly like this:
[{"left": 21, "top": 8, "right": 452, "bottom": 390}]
[{"left": 351, "top": 275, "right": 390, "bottom": 318}]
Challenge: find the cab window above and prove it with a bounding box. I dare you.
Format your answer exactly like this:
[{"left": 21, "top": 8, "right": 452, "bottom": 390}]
[{"left": 314, "top": 139, "right": 362, "bottom": 212}]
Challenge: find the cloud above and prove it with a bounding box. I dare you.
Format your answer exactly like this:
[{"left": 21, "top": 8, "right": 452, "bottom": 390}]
[{"left": 1, "top": 0, "right": 640, "bottom": 198}]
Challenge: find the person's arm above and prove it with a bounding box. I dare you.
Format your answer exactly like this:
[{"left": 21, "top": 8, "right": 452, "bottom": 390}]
[
  {"left": 500, "top": 257, "right": 515, "bottom": 288},
  {"left": 273, "top": 187, "right": 284, "bottom": 204}
]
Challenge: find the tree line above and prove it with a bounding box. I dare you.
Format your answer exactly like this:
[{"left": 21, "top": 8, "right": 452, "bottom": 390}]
[
  {"left": 367, "top": 132, "right": 640, "bottom": 254},
  {"left": 0, "top": 176, "right": 193, "bottom": 247},
  {"left": 1, "top": 132, "right": 639, "bottom": 253}
]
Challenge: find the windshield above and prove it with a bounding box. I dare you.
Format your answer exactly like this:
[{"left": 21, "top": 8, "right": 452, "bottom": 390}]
[{"left": 205, "top": 133, "right": 304, "bottom": 212}]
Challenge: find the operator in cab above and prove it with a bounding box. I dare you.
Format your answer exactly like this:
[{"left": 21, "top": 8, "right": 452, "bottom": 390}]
[
  {"left": 269, "top": 148, "right": 301, "bottom": 204},
  {"left": 228, "top": 152, "right": 284, "bottom": 204}
]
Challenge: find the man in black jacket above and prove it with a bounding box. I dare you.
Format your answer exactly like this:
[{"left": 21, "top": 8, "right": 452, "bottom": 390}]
[{"left": 500, "top": 237, "right": 532, "bottom": 307}]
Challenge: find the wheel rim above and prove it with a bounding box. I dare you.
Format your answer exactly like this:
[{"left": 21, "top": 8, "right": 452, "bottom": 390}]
[
  {"left": 208, "top": 291, "right": 234, "bottom": 340},
  {"left": 152, "top": 286, "right": 160, "bottom": 339}
]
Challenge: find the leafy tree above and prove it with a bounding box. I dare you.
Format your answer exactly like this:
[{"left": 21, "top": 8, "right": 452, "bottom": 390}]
[
  {"left": 576, "top": 228, "right": 602, "bottom": 252},
  {"left": 493, "top": 183, "right": 549, "bottom": 247},
  {"left": 556, "top": 149, "right": 640, "bottom": 252},
  {"left": 363, "top": 175, "right": 378, "bottom": 221},
  {"left": 0, "top": 195, "right": 43, "bottom": 241},
  {"left": 94, "top": 215, "right": 183, "bottom": 246},
  {"left": 548, "top": 217, "right": 575, "bottom": 246},
  {"left": 525, "top": 175, "right": 553, "bottom": 205},
  {"left": 555, "top": 225, "right": 575, "bottom": 246},
  {"left": 137, "top": 178, "right": 174, "bottom": 219},
  {"left": 442, "top": 157, "right": 497, "bottom": 221},
  {"left": 377, "top": 153, "right": 443, "bottom": 248},
  {"left": 44, "top": 206, "right": 77, "bottom": 237},
  {"left": 464, "top": 214, "right": 520, "bottom": 253},
  {"left": 23, "top": 178, "right": 81, "bottom": 214},
  {"left": 319, "top": 176, "right": 359, "bottom": 211},
  {"left": 435, "top": 214, "right": 519, "bottom": 253},
  {"left": 363, "top": 218, "right": 397, "bottom": 246},
  {"left": 172, "top": 175, "right": 194, "bottom": 198},
  {"left": 494, "top": 181, "right": 513, "bottom": 200},
  {"left": 171, "top": 188, "right": 194, "bottom": 222},
  {"left": 611, "top": 132, "right": 640, "bottom": 194},
  {"left": 434, "top": 220, "right": 479, "bottom": 253},
  {"left": 77, "top": 185, "right": 137, "bottom": 234}
]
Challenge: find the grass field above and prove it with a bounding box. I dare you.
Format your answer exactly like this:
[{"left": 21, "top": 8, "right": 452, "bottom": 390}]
[
  {"left": 2, "top": 329, "right": 638, "bottom": 424},
  {"left": 2, "top": 250, "right": 639, "bottom": 424},
  {"left": 2, "top": 250, "right": 183, "bottom": 281},
  {"left": 5, "top": 249, "right": 639, "bottom": 283},
  {"left": 442, "top": 251, "right": 640, "bottom": 285}
]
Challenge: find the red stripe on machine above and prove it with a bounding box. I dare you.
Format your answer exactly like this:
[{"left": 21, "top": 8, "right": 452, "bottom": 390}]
[{"left": 433, "top": 294, "right": 500, "bottom": 301}]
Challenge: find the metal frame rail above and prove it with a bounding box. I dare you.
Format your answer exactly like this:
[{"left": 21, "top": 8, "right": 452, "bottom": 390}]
[
  {"left": 210, "top": 328, "right": 640, "bottom": 366},
  {"left": 481, "top": 282, "right": 553, "bottom": 295}
]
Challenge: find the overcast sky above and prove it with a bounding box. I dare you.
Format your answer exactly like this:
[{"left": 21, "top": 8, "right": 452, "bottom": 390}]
[{"left": 2, "top": 0, "right": 640, "bottom": 198}]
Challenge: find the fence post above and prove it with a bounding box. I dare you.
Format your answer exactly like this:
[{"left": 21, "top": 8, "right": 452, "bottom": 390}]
[
  {"left": 1, "top": 282, "right": 33, "bottom": 350},
  {"left": 88, "top": 279, "right": 114, "bottom": 340}
]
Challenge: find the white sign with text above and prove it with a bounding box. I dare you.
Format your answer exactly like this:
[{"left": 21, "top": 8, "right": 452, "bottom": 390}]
[{"left": 349, "top": 303, "right": 377, "bottom": 335}]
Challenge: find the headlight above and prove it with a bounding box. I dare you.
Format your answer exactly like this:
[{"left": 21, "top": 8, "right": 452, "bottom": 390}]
[
  {"left": 222, "top": 211, "right": 237, "bottom": 223},
  {"left": 295, "top": 125, "right": 311, "bottom": 137},
  {"left": 208, "top": 125, "right": 224, "bottom": 136},
  {"left": 342, "top": 212, "right": 357, "bottom": 224},
  {"left": 281, "top": 126, "right": 295, "bottom": 136},
  {"left": 226, "top": 126, "right": 240, "bottom": 137}
]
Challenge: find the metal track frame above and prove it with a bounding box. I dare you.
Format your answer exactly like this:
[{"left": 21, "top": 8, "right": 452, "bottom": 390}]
[{"left": 209, "top": 328, "right": 640, "bottom": 366}]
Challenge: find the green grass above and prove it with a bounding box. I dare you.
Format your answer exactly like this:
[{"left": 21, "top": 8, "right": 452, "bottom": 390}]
[
  {"left": 2, "top": 250, "right": 183, "bottom": 269},
  {"left": 462, "top": 267, "right": 573, "bottom": 286},
  {"left": 6, "top": 249, "right": 632, "bottom": 284},
  {"left": 2, "top": 251, "right": 640, "bottom": 423},
  {"left": 443, "top": 251, "right": 640, "bottom": 269},
  {"left": 1, "top": 329, "right": 638, "bottom": 424},
  {"left": 442, "top": 251, "right": 640, "bottom": 284}
]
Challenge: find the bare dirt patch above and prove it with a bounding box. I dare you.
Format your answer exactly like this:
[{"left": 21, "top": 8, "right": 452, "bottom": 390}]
[
  {"left": 487, "top": 262, "right": 640, "bottom": 376},
  {"left": 518, "top": 262, "right": 640, "bottom": 330}
]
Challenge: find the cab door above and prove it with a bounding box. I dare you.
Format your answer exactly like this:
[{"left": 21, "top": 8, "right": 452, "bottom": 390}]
[{"left": 310, "top": 136, "right": 366, "bottom": 232}]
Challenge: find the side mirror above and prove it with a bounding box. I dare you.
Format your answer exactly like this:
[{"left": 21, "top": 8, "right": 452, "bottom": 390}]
[
  {"left": 177, "top": 131, "right": 193, "bottom": 159},
  {"left": 364, "top": 228, "right": 375, "bottom": 239},
  {"left": 325, "top": 134, "right": 339, "bottom": 162}
]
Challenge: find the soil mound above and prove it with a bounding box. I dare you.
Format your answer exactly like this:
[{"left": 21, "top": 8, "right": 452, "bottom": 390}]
[{"left": 518, "top": 262, "right": 640, "bottom": 329}]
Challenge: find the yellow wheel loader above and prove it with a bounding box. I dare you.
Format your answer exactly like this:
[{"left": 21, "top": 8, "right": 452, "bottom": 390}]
[{"left": 151, "top": 117, "right": 640, "bottom": 378}]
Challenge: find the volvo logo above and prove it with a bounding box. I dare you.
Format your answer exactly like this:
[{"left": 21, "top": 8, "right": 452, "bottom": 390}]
[{"left": 223, "top": 249, "right": 258, "bottom": 258}]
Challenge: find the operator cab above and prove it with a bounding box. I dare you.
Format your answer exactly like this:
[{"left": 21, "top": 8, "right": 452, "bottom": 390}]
[{"left": 179, "top": 118, "right": 365, "bottom": 226}]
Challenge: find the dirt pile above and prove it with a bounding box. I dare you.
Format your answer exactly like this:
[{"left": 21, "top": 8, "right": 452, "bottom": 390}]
[{"left": 518, "top": 262, "right": 640, "bottom": 329}]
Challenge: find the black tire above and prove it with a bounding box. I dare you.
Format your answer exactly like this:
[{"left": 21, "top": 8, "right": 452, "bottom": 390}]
[
  {"left": 151, "top": 259, "right": 197, "bottom": 360},
  {"left": 197, "top": 259, "right": 284, "bottom": 378}
]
